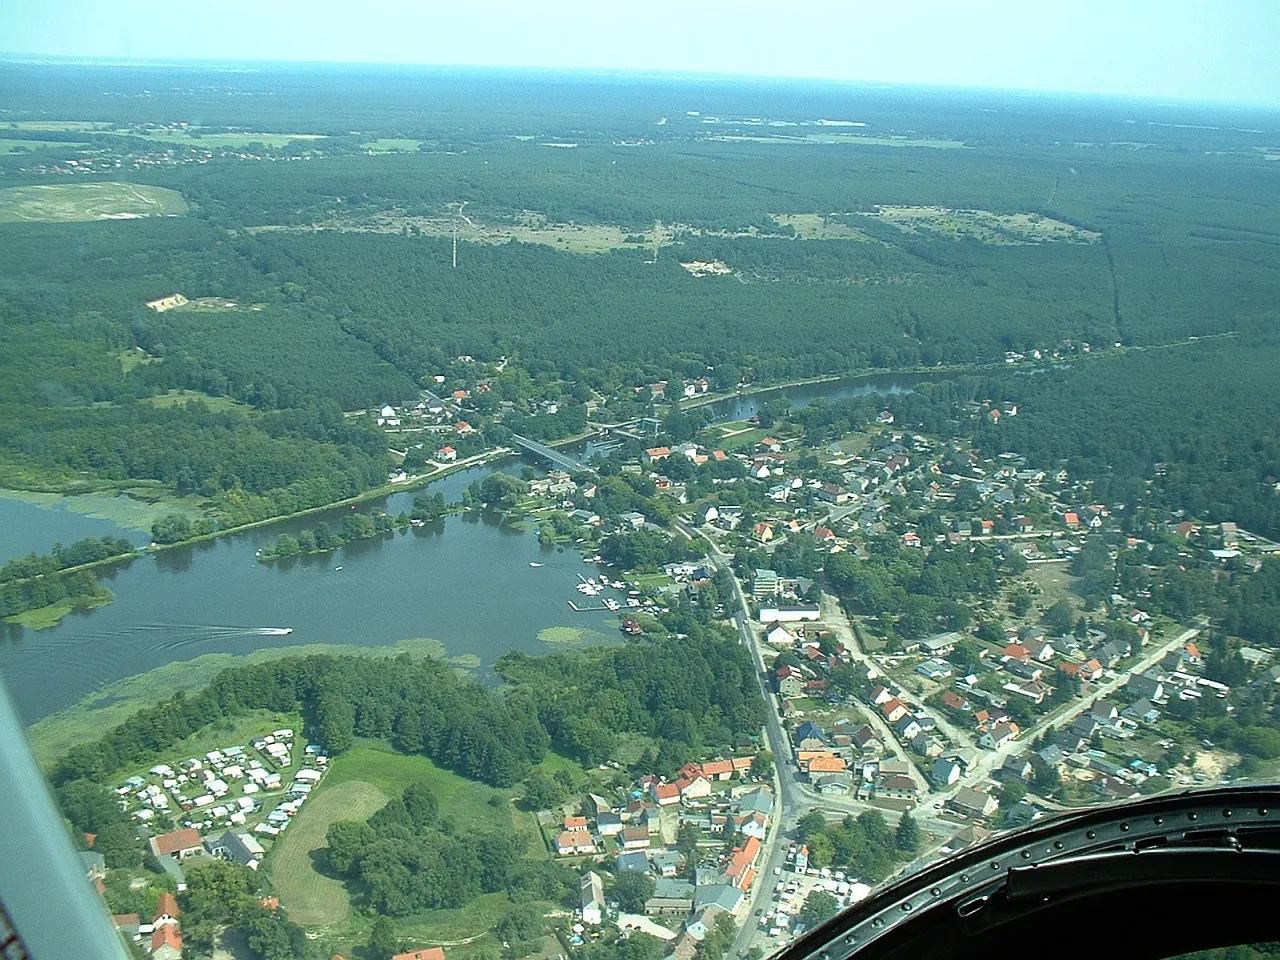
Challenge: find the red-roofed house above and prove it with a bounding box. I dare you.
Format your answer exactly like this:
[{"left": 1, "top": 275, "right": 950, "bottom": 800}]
[
  {"left": 879, "top": 698, "right": 909, "bottom": 724},
  {"left": 701, "top": 759, "right": 734, "bottom": 781},
  {"left": 149, "top": 829, "right": 203, "bottom": 860},
  {"left": 726, "top": 836, "right": 762, "bottom": 890},
  {"left": 678, "top": 775, "right": 712, "bottom": 799},
  {"left": 645, "top": 447, "right": 673, "bottom": 464},
  {"left": 153, "top": 892, "right": 181, "bottom": 927},
  {"left": 151, "top": 925, "right": 182, "bottom": 960},
  {"left": 1002, "top": 643, "right": 1031, "bottom": 663},
  {"left": 564, "top": 816, "right": 589, "bottom": 831},
  {"left": 651, "top": 782, "right": 681, "bottom": 805},
  {"left": 942, "top": 690, "right": 969, "bottom": 712},
  {"left": 395, "top": 950, "right": 446, "bottom": 960},
  {"left": 436, "top": 445, "right": 457, "bottom": 462},
  {"left": 1063, "top": 512, "right": 1080, "bottom": 528},
  {"left": 556, "top": 830, "right": 598, "bottom": 856}
]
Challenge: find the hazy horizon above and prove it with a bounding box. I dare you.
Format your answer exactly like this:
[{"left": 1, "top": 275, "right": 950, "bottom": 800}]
[{"left": 1, "top": 0, "right": 1277, "bottom": 109}]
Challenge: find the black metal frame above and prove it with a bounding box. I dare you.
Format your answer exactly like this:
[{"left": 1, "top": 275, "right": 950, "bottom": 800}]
[{"left": 777, "top": 787, "right": 1280, "bottom": 960}]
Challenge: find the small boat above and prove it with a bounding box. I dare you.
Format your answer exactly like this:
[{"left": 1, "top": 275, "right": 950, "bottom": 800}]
[
  {"left": 334, "top": 566, "right": 343, "bottom": 571},
  {"left": 529, "top": 562, "right": 544, "bottom": 568},
  {"left": 262, "top": 627, "right": 294, "bottom": 636}
]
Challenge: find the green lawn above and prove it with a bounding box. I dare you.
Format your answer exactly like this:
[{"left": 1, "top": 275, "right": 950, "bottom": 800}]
[
  {"left": 272, "top": 778, "right": 390, "bottom": 926},
  {"left": 141, "top": 389, "right": 245, "bottom": 412},
  {"left": 131, "top": 130, "right": 326, "bottom": 148}
]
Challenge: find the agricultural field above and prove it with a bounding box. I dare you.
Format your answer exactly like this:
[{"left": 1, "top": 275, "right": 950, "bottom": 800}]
[
  {"left": 127, "top": 129, "right": 326, "bottom": 147},
  {"left": 362, "top": 138, "right": 423, "bottom": 153},
  {"left": 0, "top": 181, "right": 187, "bottom": 222}
]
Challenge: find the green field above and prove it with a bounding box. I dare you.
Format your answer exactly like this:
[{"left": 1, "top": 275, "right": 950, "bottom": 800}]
[
  {"left": 0, "top": 181, "right": 187, "bottom": 223},
  {"left": 0, "top": 139, "right": 89, "bottom": 154},
  {"left": 132, "top": 130, "right": 325, "bottom": 147},
  {"left": 362, "top": 138, "right": 422, "bottom": 153},
  {"left": 274, "top": 742, "right": 545, "bottom": 937},
  {"left": 272, "top": 778, "right": 390, "bottom": 926},
  {"left": 141, "top": 389, "right": 245, "bottom": 412}
]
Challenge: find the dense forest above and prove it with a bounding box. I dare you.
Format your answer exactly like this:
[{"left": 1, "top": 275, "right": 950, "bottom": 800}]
[
  {"left": 3, "top": 63, "right": 1279, "bottom": 550},
  {"left": 51, "top": 628, "right": 762, "bottom": 789}
]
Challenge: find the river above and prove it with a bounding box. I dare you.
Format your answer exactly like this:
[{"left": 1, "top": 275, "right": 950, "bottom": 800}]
[{"left": 0, "top": 373, "right": 934, "bottom": 726}]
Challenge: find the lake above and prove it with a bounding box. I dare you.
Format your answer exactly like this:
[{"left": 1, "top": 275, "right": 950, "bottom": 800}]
[
  {"left": 0, "top": 461, "right": 623, "bottom": 724},
  {"left": 0, "top": 372, "right": 935, "bottom": 726}
]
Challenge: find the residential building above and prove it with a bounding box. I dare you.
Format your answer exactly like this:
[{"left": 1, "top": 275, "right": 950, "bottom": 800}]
[
  {"left": 876, "top": 774, "right": 917, "bottom": 801},
  {"left": 582, "top": 871, "right": 605, "bottom": 925},
  {"left": 151, "top": 926, "right": 182, "bottom": 960},
  {"left": 149, "top": 829, "right": 203, "bottom": 860},
  {"left": 646, "top": 878, "right": 695, "bottom": 916},
  {"left": 394, "top": 950, "right": 446, "bottom": 960},
  {"left": 622, "top": 826, "right": 652, "bottom": 850},
  {"left": 556, "top": 830, "right": 598, "bottom": 856},
  {"left": 949, "top": 787, "right": 999, "bottom": 820},
  {"left": 794, "top": 720, "right": 826, "bottom": 751},
  {"left": 930, "top": 758, "right": 962, "bottom": 788}
]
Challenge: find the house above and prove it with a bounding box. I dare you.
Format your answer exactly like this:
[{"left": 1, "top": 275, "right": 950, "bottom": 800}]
[
  {"left": 1036, "top": 744, "right": 1066, "bottom": 768},
  {"left": 1024, "top": 637, "right": 1056, "bottom": 662},
  {"left": 979, "top": 722, "right": 1019, "bottom": 750},
  {"left": 556, "top": 830, "right": 598, "bottom": 856},
  {"left": 149, "top": 829, "right": 203, "bottom": 860},
  {"left": 852, "top": 725, "right": 883, "bottom": 757},
  {"left": 930, "top": 758, "right": 962, "bottom": 788},
  {"left": 1090, "top": 700, "right": 1120, "bottom": 723},
  {"left": 920, "top": 633, "right": 960, "bottom": 656},
  {"left": 895, "top": 715, "right": 923, "bottom": 741},
  {"left": 1127, "top": 673, "right": 1165, "bottom": 702},
  {"left": 814, "top": 774, "right": 853, "bottom": 796},
  {"left": 737, "top": 788, "right": 775, "bottom": 818},
  {"left": 686, "top": 904, "right": 726, "bottom": 941},
  {"left": 1122, "top": 698, "right": 1161, "bottom": 725},
  {"left": 949, "top": 787, "right": 999, "bottom": 820},
  {"left": 999, "top": 757, "right": 1034, "bottom": 782},
  {"left": 582, "top": 871, "right": 606, "bottom": 925},
  {"left": 436, "top": 445, "right": 457, "bottom": 462},
  {"left": 917, "top": 659, "right": 953, "bottom": 681},
  {"left": 652, "top": 782, "right": 681, "bottom": 806},
  {"left": 208, "top": 831, "right": 264, "bottom": 868},
  {"left": 941, "top": 690, "right": 969, "bottom": 713},
  {"left": 879, "top": 698, "right": 909, "bottom": 724},
  {"left": 794, "top": 720, "right": 826, "bottom": 750},
  {"left": 776, "top": 664, "right": 806, "bottom": 699},
  {"left": 694, "top": 884, "right": 744, "bottom": 914},
  {"left": 1002, "top": 643, "right": 1031, "bottom": 663},
  {"left": 646, "top": 878, "right": 695, "bottom": 916},
  {"left": 1005, "top": 659, "right": 1043, "bottom": 681},
  {"left": 1079, "top": 658, "right": 1105, "bottom": 682},
  {"left": 597, "top": 810, "right": 625, "bottom": 836},
  {"left": 645, "top": 447, "right": 673, "bottom": 464},
  {"left": 807, "top": 756, "right": 848, "bottom": 775},
  {"left": 621, "top": 826, "right": 652, "bottom": 850},
  {"left": 80, "top": 850, "right": 106, "bottom": 880},
  {"left": 153, "top": 893, "right": 181, "bottom": 928},
  {"left": 616, "top": 851, "right": 650, "bottom": 875},
  {"left": 701, "top": 759, "right": 734, "bottom": 781},
  {"left": 725, "top": 836, "right": 762, "bottom": 890},
  {"left": 151, "top": 925, "right": 183, "bottom": 960},
  {"left": 753, "top": 522, "right": 775, "bottom": 543},
  {"left": 816, "top": 483, "right": 851, "bottom": 504},
  {"left": 395, "top": 951, "right": 447, "bottom": 960},
  {"left": 876, "top": 774, "right": 917, "bottom": 801},
  {"left": 764, "top": 622, "right": 796, "bottom": 646}
]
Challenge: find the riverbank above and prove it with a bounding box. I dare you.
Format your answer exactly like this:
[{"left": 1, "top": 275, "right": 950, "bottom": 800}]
[
  {"left": 25, "top": 635, "right": 457, "bottom": 766},
  {"left": 4, "top": 587, "right": 114, "bottom": 630}
]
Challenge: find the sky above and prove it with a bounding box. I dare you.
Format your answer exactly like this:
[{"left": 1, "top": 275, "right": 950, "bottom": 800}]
[{"left": 2, "top": 0, "right": 1277, "bottom": 107}]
